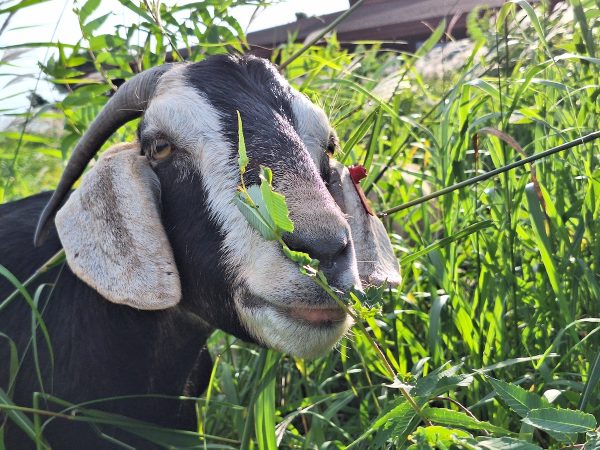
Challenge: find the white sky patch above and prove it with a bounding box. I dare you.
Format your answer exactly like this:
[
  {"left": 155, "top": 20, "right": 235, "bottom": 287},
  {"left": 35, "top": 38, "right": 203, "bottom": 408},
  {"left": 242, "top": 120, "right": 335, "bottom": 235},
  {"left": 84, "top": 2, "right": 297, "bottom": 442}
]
[{"left": 0, "top": 0, "right": 348, "bottom": 120}]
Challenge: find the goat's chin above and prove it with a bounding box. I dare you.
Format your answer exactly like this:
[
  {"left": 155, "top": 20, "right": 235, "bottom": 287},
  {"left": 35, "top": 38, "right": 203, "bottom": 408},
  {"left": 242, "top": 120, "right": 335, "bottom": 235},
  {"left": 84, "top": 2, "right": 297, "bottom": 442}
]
[{"left": 235, "top": 297, "right": 354, "bottom": 359}]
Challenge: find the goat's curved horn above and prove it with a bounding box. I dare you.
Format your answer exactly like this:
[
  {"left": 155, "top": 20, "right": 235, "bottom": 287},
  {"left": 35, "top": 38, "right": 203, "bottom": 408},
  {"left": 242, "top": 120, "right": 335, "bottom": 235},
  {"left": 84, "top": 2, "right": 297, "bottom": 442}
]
[{"left": 34, "top": 64, "right": 174, "bottom": 247}]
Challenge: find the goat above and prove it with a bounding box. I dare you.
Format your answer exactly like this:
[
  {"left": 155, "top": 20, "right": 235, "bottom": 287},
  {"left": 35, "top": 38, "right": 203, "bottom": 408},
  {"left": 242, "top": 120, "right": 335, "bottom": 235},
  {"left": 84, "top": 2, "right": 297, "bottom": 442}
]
[{"left": 0, "top": 54, "right": 400, "bottom": 448}]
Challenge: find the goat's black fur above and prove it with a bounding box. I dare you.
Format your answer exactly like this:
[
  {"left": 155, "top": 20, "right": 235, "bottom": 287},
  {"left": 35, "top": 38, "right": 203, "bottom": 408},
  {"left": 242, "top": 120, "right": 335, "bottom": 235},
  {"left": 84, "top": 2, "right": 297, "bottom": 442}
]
[{"left": 0, "top": 191, "right": 221, "bottom": 448}]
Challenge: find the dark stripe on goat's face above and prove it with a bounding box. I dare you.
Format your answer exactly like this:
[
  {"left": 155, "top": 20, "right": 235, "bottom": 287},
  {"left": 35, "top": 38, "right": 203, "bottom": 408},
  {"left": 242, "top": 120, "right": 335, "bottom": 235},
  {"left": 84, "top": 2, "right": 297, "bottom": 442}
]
[
  {"left": 184, "top": 55, "right": 317, "bottom": 187},
  {"left": 153, "top": 155, "right": 253, "bottom": 342}
]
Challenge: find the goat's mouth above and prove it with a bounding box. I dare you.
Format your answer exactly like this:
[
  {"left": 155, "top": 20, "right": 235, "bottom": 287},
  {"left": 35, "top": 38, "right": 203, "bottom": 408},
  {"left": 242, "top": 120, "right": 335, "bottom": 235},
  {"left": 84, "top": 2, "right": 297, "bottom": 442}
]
[
  {"left": 242, "top": 294, "right": 348, "bottom": 327},
  {"left": 236, "top": 293, "right": 353, "bottom": 358},
  {"left": 278, "top": 304, "right": 347, "bottom": 326}
]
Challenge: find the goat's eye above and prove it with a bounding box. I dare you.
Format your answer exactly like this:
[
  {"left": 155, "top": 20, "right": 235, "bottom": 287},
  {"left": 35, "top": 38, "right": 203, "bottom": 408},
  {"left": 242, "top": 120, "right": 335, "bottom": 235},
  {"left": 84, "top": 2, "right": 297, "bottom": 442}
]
[{"left": 152, "top": 139, "right": 173, "bottom": 161}]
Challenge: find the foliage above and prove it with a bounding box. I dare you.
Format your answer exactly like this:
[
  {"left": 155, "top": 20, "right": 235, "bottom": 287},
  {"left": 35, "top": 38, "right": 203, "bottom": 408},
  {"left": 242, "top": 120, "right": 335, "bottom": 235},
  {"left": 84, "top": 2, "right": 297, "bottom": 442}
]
[{"left": 1, "top": 0, "right": 600, "bottom": 448}]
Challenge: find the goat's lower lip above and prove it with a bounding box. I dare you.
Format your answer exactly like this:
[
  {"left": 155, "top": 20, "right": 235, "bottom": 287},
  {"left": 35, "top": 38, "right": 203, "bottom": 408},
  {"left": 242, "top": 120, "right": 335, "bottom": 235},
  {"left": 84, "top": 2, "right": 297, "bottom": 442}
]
[{"left": 242, "top": 295, "right": 348, "bottom": 326}]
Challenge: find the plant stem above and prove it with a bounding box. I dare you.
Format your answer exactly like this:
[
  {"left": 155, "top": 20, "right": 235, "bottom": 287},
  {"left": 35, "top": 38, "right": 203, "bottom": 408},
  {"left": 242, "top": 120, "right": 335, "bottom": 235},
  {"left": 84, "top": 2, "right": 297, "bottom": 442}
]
[
  {"left": 311, "top": 275, "right": 431, "bottom": 426},
  {"left": 378, "top": 131, "right": 600, "bottom": 217}
]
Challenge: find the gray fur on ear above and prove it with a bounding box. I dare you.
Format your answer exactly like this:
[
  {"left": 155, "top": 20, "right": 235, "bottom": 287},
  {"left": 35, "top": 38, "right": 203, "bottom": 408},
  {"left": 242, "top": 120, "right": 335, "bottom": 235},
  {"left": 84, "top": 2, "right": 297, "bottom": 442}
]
[
  {"left": 328, "top": 159, "right": 401, "bottom": 288},
  {"left": 55, "top": 143, "right": 181, "bottom": 310}
]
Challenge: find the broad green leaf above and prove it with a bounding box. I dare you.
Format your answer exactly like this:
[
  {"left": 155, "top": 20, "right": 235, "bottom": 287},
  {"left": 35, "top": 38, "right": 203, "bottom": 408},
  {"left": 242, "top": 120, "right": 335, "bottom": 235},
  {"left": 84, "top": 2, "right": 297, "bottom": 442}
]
[
  {"left": 83, "top": 12, "right": 112, "bottom": 35},
  {"left": 486, "top": 376, "right": 548, "bottom": 418},
  {"left": 347, "top": 398, "right": 418, "bottom": 448},
  {"left": 115, "top": 0, "right": 154, "bottom": 22},
  {"left": 259, "top": 166, "right": 273, "bottom": 185},
  {"left": 414, "top": 364, "right": 472, "bottom": 398},
  {"left": 234, "top": 188, "right": 276, "bottom": 241},
  {"left": 0, "top": 0, "right": 50, "bottom": 14},
  {"left": 259, "top": 172, "right": 294, "bottom": 234},
  {"left": 282, "top": 245, "right": 313, "bottom": 266},
  {"left": 423, "top": 407, "right": 510, "bottom": 435},
  {"left": 522, "top": 408, "right": 596, "bottom": 439},
  {"left": 377, "top": 400, "right": 419, "bottom": 447}
]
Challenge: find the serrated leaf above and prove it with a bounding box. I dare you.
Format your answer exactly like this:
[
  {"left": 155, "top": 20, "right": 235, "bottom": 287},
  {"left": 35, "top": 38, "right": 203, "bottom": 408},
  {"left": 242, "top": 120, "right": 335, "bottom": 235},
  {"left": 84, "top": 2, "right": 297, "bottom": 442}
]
[
  {"left": 414, "top": 364, "right": 472, "bottom": 398},
  {"left": 378, "top": 400, "right": 419, "bottom": 446},
  {"left": 487, "top": 376, "right": 548, "bottom": 418},
  {"left": 260, "top": 181, "right": 294, "bottom": 234},
  {"left": 522, "top": 408, "right": 596, "bottom": 438},
  {"left": 348, "top": 398, "right": 419, "bottom": 448},
  {"left": 423, "top": 407, "right": 510, "bottom": 435},
  {"left": 234, "top": 188, "right": 276, "bottom": 241}
]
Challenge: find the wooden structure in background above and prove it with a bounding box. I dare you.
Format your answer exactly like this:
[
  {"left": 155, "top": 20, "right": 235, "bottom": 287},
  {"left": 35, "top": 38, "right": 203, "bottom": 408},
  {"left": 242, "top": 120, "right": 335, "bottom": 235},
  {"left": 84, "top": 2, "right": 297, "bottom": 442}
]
[{"left": 247, "top": 0, "right": 516, "bottom": 57}]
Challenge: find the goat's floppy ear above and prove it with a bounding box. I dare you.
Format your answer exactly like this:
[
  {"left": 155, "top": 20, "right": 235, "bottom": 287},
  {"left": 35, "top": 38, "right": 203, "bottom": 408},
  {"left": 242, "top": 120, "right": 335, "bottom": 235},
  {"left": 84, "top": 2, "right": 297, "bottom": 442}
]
[
  {"left": 55, "top": 143, "right": 181, "bottom": 310},
  {"left": 328, "top": 159, "right": 401, "bottom": 288}
]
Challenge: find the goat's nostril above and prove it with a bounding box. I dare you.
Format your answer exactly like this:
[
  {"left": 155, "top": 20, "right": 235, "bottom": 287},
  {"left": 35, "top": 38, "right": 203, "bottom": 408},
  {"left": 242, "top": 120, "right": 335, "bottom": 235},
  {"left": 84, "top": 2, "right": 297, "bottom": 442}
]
[{"left": 283, "top": 232, "right": 349, "bottom": 267}]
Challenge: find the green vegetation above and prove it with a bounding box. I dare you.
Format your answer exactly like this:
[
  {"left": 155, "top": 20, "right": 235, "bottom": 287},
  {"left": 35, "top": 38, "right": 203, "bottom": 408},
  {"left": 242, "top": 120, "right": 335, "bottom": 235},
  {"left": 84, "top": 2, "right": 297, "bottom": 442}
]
[{"left": 1, "top": 0, "right": 599, "bottom": 448}]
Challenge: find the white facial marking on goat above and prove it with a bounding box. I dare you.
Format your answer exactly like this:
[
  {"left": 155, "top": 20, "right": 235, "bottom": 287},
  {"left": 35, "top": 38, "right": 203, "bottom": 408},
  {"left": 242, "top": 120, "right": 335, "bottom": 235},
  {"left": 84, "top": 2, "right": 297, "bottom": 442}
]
[
  {"left": 143, "top": 65, "right": 358, "bottom": 358},
  {"left": 237, "top": 300, "right": 354, "bottom": 359}
]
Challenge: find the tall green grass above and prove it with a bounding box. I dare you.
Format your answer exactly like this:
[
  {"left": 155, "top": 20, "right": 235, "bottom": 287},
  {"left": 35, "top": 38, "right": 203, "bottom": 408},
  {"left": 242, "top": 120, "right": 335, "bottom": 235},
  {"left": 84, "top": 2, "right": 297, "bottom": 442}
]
[{"left": 1, "top": 0, "right": 599, "bottom": 448}]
